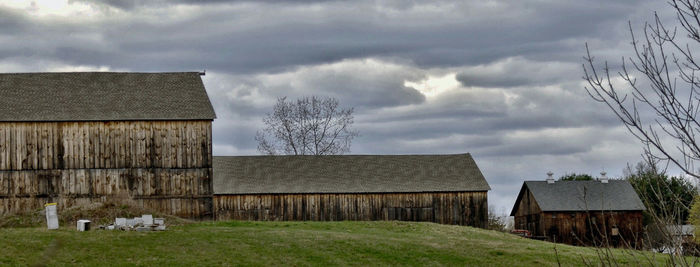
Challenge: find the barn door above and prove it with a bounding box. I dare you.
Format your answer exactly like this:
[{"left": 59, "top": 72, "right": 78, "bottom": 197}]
[{"left": 547, "top": 214, "right": 559, "bottom": 242}]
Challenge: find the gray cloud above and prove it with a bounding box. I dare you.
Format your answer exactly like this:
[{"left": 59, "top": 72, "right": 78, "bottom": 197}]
[
  {"left": 456, "top": 57, "right": 580, "bottom": 88},
  {"left": 74, "top": 0, "right": 339, "bottom": 11},
  {"left": 0, "top": 0, "right": 670, "bottom": 74},
  {"left": 75, "top": 0, "right": 138, "bottom": 10}
]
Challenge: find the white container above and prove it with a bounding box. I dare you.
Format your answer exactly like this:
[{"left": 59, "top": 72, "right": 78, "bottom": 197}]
[
  {"left": 115, "top": 218, "right": 127, "bottom": 227},
  {"left": 77, "top": 220, "right": 91, "bottom": 231},
  {"left": 154, "top": 218, "right": 165, "bottom": 226},
  {"left": 45, "top": 203, "right": 59, "bottom": 230},
  {"left": 142, "top": 214, "right": 153, "bottom": 226}
]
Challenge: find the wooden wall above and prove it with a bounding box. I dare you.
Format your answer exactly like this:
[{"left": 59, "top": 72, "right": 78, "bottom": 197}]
[
  {"left": 0, "top": 121, "right": 213, "bottom": 218},
  {"left": 0, "top": 121, "right": 212, "bottom": 170},
  {"left": 513, "top": 188, "right": 643, "bottom": 247},
  {"left": 513, "top": 187, "right": 543, "bottom": 235},
  {"left": 540, "top": 211, "right": 644, "bottom": 248},
  {"left": 214, "top": 191, "right": 488, "bottom": 228}
]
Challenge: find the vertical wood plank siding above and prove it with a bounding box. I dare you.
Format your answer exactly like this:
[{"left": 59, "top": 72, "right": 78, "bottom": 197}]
[
  {"left": 0, "top": 121, "right": 213, "bottom": 218},
  {"left": 0, "top": 121, "right": 212, "bottom": 170},
  {"left": 513, "top": 188, "right": 643, "bottom": 247},
  {"left": 214, "top": 191, "right": 488, "bottom": 228}
]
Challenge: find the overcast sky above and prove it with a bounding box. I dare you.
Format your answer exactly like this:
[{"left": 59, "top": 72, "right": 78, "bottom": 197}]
[{"left": 0, "top": 0, "right": 680, "bottom": 213}]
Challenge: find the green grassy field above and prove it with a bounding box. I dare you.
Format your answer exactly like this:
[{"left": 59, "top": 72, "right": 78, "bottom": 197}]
[{"left": 0, "top": 220, "right": 679, "bottom": 266}]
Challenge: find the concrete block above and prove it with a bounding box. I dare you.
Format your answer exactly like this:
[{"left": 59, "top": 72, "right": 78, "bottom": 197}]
[
  {"left": 142, "top": 214, "right": 153, "bottom": 226},
  {"left": 77, "top": 220, "right": 91, "bottom": 231}
]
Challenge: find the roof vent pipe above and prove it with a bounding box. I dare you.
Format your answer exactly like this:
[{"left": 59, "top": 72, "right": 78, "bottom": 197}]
[
  {"left": 600, "top": 171, "right": 609, "bottom": 183},
  {"left": 546, "top": 171, "right": 555, "bottom": 184}
]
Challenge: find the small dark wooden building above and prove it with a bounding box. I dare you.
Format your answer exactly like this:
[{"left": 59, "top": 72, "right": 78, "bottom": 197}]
[
  {"left": 0, "top": 72, "right": 216, "bottom": 218},
  {"left": 213, "top": 153, "right": 490, "bottom": 227},
  {"left": 510, "top": 177, "right": 645, "bottom": 247}
]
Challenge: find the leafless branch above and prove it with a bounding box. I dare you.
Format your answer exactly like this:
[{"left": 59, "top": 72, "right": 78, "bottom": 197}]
[
  {"left": 256, "top": 96, "right": 359, "bottom": 155},
  {"left": 583, "top": 0, "right": 700, "bottom": 179}
]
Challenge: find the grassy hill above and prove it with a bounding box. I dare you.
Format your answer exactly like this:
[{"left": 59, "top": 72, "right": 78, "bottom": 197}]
[{"left": 0, "top": 220, "right": 678, "bottom": 266}]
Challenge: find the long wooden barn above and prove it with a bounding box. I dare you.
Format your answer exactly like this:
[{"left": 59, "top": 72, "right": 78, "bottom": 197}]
[
  {"left": 0, "top": 72, "right": 216, "bottom": 218},
  {"left": 213, "top": 154, "right": 491, "bottom": 227},
  {"left": 510, "top": 175, "right": 645, "bottom": 247}
]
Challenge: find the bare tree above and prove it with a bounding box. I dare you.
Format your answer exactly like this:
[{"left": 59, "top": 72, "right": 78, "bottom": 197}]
[
  {"left": 583, "top": 0, "right": 700, "bottom": 179},
  {"left": 256, "top": 96, "right": 359, "bottom": 155}
]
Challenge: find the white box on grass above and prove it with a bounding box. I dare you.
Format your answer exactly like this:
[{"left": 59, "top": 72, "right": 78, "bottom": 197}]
[{"left": 77, "top": 220, "right": 91, "bottom": 231}]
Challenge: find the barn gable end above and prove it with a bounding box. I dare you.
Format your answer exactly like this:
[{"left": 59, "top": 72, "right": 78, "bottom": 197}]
[{"left": 0, "top": 72, "right": 215, "bottom": 218}]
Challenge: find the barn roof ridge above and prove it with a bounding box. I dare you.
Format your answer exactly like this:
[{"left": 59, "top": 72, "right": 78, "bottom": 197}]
[
  {"left": 213, "top": 153, "right": 490, "bottom": 194},
  {"left": 0, "top": 72, "right": 216, "bottom": 121},
  {"left": 0, "top": 71, "right": 202, "bottom": 74},
  {"left": 214, "top": 152, "right": 473, "bottom": 158}
]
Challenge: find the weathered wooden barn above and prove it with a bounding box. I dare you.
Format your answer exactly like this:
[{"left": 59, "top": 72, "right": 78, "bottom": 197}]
[
  {"left": 0, "top": 72, "right": 216, "bottom": 218},
  {"left": 213, "top": 154, "right": 490, "bottom": 227},
  {"left": 510, "top": 175, "right": 645, "bottom": 247}
]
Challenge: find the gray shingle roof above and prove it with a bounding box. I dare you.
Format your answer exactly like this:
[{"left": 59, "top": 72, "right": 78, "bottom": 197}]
[
  {"left": 510, "top": 180, "right": 646, "bottom": 215},
  {"left": 213, "top": 153, "right": 491, "bottom": 194},
  {"left": 0, "top": 72, "right": 216, "bottom": 121}
]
